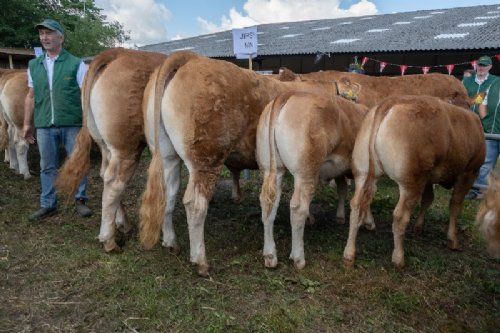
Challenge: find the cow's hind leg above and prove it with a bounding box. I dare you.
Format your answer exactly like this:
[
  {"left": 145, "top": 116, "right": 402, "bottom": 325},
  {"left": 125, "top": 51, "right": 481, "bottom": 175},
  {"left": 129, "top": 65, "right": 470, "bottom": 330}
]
[
  {"left": 447, "top": 174, "right": 475, "bottom": 250},
  {"left": 391, "top": 184, "right": 423, "bottom": 267},
  {"left": 160, "top": 153, "right": 181, "bottom": 253},
  {"left": 183, "top": 168, "right": 220, "bottom": 276},
  {"left": 99, "top": 155, "right": 139, "bottom": 252},
  {"left": 229, "top": 167, "right": 242, "bottom": 204},
  {"left": 259, "top": 168, "right": 285, "bottom": 268},
  {"left": 289, "top": 176, "right": 316, "bottom": 270},
  {"left": 414, "top": 182, "right": 434, "bottom": 235},
  {"left": 7, "top": 126, "right": 18, "bottom": 172},
  {"left": 343, "top": 173, "right": 378, "bottom": 266},
  {"left": 14, "top": 130, "right": 30, "bottom": 179}
]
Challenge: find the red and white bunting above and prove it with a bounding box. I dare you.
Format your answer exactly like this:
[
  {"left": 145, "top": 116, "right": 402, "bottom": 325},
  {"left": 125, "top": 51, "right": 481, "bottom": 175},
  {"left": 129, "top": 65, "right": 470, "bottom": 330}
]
[
  {"left": 354, "top": 55, "right": 497, "bottom": 75},
  {"left": 400, "top": 65, "right": 408, "bottom": 76},
  {"left": 379, "top": 61, "right": 387, "bottom": 73},
  {"left": 446, "top": 64, "right": 455, "bottom": 75},
  {"left": 361, "top": 57, "right": 369, "bottom": 67}
]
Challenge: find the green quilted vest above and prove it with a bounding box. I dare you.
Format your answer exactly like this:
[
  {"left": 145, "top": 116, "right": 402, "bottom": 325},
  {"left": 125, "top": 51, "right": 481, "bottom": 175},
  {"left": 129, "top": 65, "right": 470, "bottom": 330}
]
[
  {"left": 482, "top": 78, "right": 500, "bottom": 134},
  {"left": 28, "top": 48, "right": 82, "bottom": 128},
  {"left": 462, "top": 73, "right": 497, "bottom": 113}
]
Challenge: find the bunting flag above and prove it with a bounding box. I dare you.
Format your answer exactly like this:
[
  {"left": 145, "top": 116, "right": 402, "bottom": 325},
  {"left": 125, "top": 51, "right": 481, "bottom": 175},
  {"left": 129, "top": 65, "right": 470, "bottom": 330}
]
[
  {"left": 361, "top": 56, "right": 369, "bottom": 67},
  {"left": 446, "top": 64, "right": 455, "bottom": 75},
  {"left": 400, "top": 65, "right": 408, "bottom": 76},
  {"left": 352, "top": 55, "right": 498, "bottom": 75},
  {"left": 379, "top": 61, "right": 387, "bottom": 73}
]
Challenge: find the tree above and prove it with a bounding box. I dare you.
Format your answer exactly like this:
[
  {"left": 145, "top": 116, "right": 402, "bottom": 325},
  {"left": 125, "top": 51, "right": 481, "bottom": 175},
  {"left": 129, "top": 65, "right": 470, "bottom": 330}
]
[{"left": 0, "top": 0, "right": 129, "bottom": 57}]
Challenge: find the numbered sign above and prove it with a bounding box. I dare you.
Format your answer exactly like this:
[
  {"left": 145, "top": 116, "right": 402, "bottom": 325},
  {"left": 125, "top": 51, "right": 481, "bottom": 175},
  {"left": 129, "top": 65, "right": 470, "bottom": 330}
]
[{"left": 232, "top": 26, "right": 258, "bottom": 60}]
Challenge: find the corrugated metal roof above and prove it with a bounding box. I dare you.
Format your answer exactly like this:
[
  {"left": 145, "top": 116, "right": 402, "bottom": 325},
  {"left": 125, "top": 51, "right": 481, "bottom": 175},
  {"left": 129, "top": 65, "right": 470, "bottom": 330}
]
[{"left": 140, "top": 4, "right": 500, "bottom": 57}]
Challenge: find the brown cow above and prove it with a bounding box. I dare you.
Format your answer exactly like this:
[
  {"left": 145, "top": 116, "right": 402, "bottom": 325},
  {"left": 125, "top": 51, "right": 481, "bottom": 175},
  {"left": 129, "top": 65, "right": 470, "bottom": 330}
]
[
  {"left": 277, "top": 67, "right": 468, "bottom": 108},
  {"left": 257, "top": 91, "right": 369, "bottom": 269},
  {"left": 343, "top": 95, "right": 485, "bottom": 268},
  {"left": 0, "top": 69, "right": 30, "bottom": 179},
  {"left": 476, "top": 173, "right": 500, "bottom": 258},
  {"left": 139, "top": 52, "right": 349, "bottom": 275},
  {"left": 56, "top": 48, "right": 167, "bottom": 252}
]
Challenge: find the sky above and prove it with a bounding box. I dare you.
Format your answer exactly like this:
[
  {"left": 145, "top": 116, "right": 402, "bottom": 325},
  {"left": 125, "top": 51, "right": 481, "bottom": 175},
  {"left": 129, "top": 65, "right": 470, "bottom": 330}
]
[{"left": 93, "top": 0, "right": 500, "bottom": 47}]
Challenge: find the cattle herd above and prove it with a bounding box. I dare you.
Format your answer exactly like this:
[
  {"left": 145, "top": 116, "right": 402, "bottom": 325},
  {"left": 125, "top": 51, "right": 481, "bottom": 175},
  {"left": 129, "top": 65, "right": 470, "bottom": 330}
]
[{"left": 1, "top": 48, "right": 499, "bottom": 276}]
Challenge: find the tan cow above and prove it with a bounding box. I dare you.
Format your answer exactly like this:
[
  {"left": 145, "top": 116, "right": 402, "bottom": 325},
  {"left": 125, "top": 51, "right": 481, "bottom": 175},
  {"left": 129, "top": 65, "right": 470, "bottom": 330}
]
[
  {"left": 476, "top": 173, "right": 500, "bottom": 258},
  {"left": 257, "top": 91, "right": 369, "bottom": 269},
  {"left": 277, "top": 67, "right": 469, "bottom": 108},
  {"left": 0, "top": 69, "right": 30, "bottom": 179},
  {"left": 140, "top": 52, "right": 350, "bottom": 275},
  {"left": 343, "top": 95, "right": 485, "bottom": 268},
  {"left": 56, "top": 48, "right": 167, "bottom": 252}
]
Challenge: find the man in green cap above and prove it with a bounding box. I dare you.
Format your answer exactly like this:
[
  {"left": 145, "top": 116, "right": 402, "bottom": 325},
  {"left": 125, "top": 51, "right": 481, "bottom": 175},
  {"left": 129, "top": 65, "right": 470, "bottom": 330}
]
[
  {"left": 462, "top": 56, "right": 499, "bottom": 199},
  {"left": 22, "top": 19, "right": 92, "bottom": 220},
  {"left": 462, "top": 56, "right": 497, "bottom": 113}
]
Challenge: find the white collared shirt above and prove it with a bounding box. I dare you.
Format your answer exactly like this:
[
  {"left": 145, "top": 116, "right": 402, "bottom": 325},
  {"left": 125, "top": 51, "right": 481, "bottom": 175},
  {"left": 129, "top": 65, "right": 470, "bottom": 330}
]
[
  {"left": 27, "top": 53, "right": 88, "bottom": 89},
  {"left": 475, "top": 73, "right": 489, "bottom": 85}
]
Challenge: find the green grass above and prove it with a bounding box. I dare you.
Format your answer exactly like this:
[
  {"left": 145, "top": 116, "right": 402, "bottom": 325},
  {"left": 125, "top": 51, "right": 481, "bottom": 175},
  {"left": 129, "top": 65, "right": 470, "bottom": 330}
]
[{"left": 0, "top": 150, "right": 498, "bottom": 332}]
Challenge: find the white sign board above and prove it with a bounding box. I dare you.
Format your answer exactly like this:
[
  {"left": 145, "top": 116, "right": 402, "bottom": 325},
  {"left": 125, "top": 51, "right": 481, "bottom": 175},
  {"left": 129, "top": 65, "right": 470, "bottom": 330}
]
[
  {"left": 232, "top": 26, "right": 257, "bottom": 59},
  {"left": 34, "top": 47, "right": 44, "bottom": 58}
]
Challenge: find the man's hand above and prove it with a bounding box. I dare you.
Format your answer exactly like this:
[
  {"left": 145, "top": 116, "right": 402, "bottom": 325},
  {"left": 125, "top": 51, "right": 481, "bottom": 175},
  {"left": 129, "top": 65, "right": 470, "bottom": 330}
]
[{"left": 22, "top": 123, "right": 35, "bottom": 144}]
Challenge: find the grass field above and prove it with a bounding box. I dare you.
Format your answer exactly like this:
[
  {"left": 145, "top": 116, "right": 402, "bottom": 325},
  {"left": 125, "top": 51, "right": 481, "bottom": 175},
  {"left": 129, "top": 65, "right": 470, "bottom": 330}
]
[{"left": 0, "top": 149, "right": 498, "bottom": 332}]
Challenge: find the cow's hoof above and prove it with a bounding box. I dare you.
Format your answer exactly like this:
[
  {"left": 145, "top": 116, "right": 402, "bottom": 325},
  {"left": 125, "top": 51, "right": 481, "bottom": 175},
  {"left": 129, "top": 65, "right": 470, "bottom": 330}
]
[
  {"left": 336, "top": 217, "right": 345, "bottom": 225},
  {"left": 343, "top": 256, "right": 355, "bottom": 268},
  {"left": 164, "top": 244, "right": 180, "bottom": 255},
  {"left": 23, "top": 174, "right": 32, "bottom": 180},
  {"left": 232, "top": 196, "right": 242, "bottom": 204},
  {"left": 364, "top": 222, "right": 376, "bottom": 231},
  {"left": 306, "top": 215, "right": 315, "bottom": 225},
  {"left": 294, "top": 259, "right": 306, "bottom": 270},
  {"left": 392, "top": 260, "right": 405, "bottom": 270},
  {"left": 197, "top": 264, "right": 210, "bottom": 277},
  {"left": 103, "top": 240, "right": 121, "bottom": 253},
  {"left": 447, "top": 240, "right": 461, "bottom": 251},
  {"left": 264, "top": 254, "right": 278, "bottom": 268}
]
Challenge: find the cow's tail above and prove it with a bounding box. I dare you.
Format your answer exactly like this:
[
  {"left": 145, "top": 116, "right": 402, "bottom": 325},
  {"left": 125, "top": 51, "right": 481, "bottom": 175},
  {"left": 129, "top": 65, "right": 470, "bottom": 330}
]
[
  {"left": 259, "top": 92, "right": 294, "bottom": 214},
  {"left": 0, "top": 107, "right": 8, "bottom": 150},
  {"left": 140, "top": 51, "right": 198, "bottom": 249},
  {"left": 354, "top": 100, "right": 392, "bottom": 223},
  {"left": 56, "top": 48, "right": 122, "bottom": 197}
]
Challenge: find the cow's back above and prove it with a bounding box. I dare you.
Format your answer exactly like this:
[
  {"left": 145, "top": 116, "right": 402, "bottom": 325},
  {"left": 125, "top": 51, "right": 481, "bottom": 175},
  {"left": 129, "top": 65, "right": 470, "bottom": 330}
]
[
  {"left": 87, "top": 49, "right": 166, "bottom": 152},
  {"left": 374, "top": 95, "right": 484, "bottom": 187}
]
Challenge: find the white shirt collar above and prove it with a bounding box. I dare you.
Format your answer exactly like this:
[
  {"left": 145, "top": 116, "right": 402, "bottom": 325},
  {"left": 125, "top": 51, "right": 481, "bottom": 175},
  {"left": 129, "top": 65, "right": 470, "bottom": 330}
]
[
  {"left": 45, "top": 53, "right": 59, "bottom": 62},
  {"left": 475, "top": 73, "right": 489, "bottom": 85}
]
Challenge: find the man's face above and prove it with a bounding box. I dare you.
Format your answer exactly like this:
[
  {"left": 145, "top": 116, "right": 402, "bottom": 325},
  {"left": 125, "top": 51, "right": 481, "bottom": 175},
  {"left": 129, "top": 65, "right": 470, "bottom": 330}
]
[
  {"left": 38, "top": 28, "right": 63, "bottom": 52},
  {"left": 476, "top": 64, "right": 492, "bottom": 76}
]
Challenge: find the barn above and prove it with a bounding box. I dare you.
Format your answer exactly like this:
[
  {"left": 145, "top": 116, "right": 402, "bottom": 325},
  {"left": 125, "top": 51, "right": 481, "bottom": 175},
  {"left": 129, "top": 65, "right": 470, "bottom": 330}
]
[
  {"left": 140, "top": 4, "right": 500, "bottom": 77},
  {"left": 0, "top": 47, "right": 34, "bottom": 69}
]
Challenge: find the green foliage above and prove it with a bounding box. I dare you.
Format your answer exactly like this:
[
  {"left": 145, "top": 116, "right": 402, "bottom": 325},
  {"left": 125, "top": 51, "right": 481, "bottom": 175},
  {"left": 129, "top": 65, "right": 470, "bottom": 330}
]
[{"left": 0, "top": 0, "right": 129, "bottom": 57}]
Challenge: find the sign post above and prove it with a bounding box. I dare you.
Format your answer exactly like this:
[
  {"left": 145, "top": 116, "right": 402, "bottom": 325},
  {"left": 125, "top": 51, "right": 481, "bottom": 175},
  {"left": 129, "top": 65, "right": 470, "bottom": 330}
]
[
  {"left": 232, "top": 26, "right": 258, "bottom": 71},
  {"left": 232, "top": 26, "right": 257, "bottom": 180}
]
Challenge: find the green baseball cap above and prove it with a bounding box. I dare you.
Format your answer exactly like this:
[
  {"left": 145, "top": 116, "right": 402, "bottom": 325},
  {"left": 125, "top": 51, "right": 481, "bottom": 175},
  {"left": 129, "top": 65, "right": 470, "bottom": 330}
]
[
  {"left": 477, "top": 56, "right": 492, "bottom": 66},
  {"left": 35, "top": 19, "right": 64, "bottom": 35}
]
